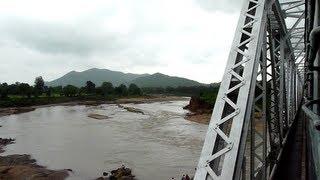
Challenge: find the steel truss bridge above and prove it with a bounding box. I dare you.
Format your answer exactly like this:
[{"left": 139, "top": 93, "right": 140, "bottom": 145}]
[{"left": 194, "top": 0, "right": 320, "bottom": 179}]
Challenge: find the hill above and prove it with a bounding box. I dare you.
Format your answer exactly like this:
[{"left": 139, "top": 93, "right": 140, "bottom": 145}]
[
  {"left": 46, "top": 68, "right": 148, "bottom": 87},
  {"left": 46, "top": 68, "right": 205, "bottom": 87},
  {"left": 130, "top": 73, "right": 203, "bottom": 87}
]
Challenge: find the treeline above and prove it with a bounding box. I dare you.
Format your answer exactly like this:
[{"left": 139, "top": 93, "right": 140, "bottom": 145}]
[
  {"left": 0, "top": 76, "right": 220, "bottom": 107},
  {"left": 142, "top": 85, "right": 220, "bottom": 105},
  {"left": 48, "top": 82, "right": 142, "bottom": 97},
  {"left": 0, "top": 76, "right": 142, "bottom": 100},
  {"left": 0, "top": 77, "right": 45, "bottom": 99},
  {"left": 141, "top": 85, "right": 216, "bottom": 96}
]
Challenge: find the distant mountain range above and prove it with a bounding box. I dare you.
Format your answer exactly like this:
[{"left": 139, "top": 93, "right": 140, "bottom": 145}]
[{"left": 46, "top": 68, "right": 207, "bottom": 88}]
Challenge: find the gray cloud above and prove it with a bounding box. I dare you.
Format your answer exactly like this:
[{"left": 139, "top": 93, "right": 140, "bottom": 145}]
[
  {"left": 0, "top": 0, "right": 239, "bottom": 84},
  {"left": 196, "top": 0, "right": 243, "bottom": 12},
  {"left": 0, "top": 18, "right": 124, "bottom": 56}
]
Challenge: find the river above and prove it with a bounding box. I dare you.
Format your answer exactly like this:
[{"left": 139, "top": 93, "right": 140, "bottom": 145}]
[{"left": 0, "top": 100, "right": 207, "bottom": 180}]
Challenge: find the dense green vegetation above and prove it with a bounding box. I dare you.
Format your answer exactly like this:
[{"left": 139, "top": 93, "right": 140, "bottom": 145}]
[
  {"left": 0, "top": 76, "right": 143, "bottom": 107},
  {"left": 142, "top": 84, "right": 220, "bottom": 106},
  {"left": 1, "top": 75, "right": 220, "bottom": 108},
  {"left": 46, "top": 68, "right": 204, "bottom": 88},
  {"left": 198, "top": 86, "right": 219, "bottom": 106}
]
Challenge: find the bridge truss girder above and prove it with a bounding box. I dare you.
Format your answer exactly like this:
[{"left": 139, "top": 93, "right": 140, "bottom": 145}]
[{"left": 194, "top": 0, "right": 305, "bottom": 179}]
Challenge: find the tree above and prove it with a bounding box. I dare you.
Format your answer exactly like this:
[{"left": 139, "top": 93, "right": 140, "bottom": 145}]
[
  {"left": 128, "top": 83, "right": 142, "bottom": 95},
  {"left": 45, "top": 86, "right": 53, "bottom": 97},
  {"left": 100, "top": 82, "right": 114, "bottom": 96},
  {"left": 63, "top": 85, "right": 78, "bottom": 97},
  {"left": 18, "top": 83, "right": 33, "bottom": 98},
  {"left": 78, "top": 87, "right": 86, "bottom": 96},
  {"left": 34, "top": 76, "right": 45, "bottom": 97},
  {"left": 114, "top": 84, "right": 128, "bottom": 96},
  {"left": 52, "top": 86, "right": 63, "bottom": 96},
  {"left": 8, "top": 83, "right": 19, "bottom": 95},
  {"left": 85, "top": 81, "right": 96, "bottom": 94},
  {"left": 165, "top": 86, "right": 174, "bottom": 93},
  {"left": 0, "top": 83, "right": 9, "bottom": 99},
  {"left": 95, "top": 87, "right": 103, "bottom": 96}
]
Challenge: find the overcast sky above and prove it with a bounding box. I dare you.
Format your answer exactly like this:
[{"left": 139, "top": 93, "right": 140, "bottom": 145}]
[{"left": 0, "top": 0, "right": 242, "bottom": 84}]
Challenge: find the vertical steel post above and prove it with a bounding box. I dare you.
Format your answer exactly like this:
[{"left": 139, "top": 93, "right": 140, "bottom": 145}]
[
  {"left": 194, "top": 0, "right": 269, "bottom": 179},
  {"left": 250, "top": 30, "right": 268, "bottom": 180}
]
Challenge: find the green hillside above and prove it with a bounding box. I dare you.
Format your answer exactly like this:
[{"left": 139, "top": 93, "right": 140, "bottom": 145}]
[
  {"left": 46, "top": 68, "right": 148, "bottom": 87},
  {"left": 46, "top": 68, "right": 205, "bottom": 88},
  {"left": 130, "top": 73, "right": 203, "bottom": 87}
]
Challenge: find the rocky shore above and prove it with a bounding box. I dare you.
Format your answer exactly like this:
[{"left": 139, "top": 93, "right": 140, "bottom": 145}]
[
  {"left": 96, "top": 165, "right": 136, "bottom": 180},
  {"left": 0, "top": 138, "right": 70, "bottom": 180},
  {"left": 0, "top": 107, "right": 36, "bottom": 117},
  {"left": 117, "top": 104, "right": 144, "bottom": 114},
  {"left": 0, "top": 105, "right": 70, "bottom": 179},
  {"left": 88, "top": 113, "right": 110, "bottom": 120},
  {"left": 0, "top": 137, "right": 138, "bottom": 180},
  {"left": 183, "top": 96, "right": 213, "bottom": 124},
  {"left": 0, "top": 138, "right": 15, "bottom": 154}
]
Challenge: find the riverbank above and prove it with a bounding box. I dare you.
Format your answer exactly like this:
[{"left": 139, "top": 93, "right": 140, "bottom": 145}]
[
  {"left": 183, "top": 96, "right": 213, "bottom": 124},
  {"left": 0, "top": 138, "right": 70, "bottom": 179},
  {"left": 0, "top": 95, "right": 188, "bottom": 117},
  {"left": 185, "top": 113, "right": 212, "bottom": 124},
  {"left": 0, "top": 107, "right": 36, "bottom": 117},
  {"left": 1, "top": 137, "right": 137, "bottom": 180},
  {"left": 96, "top": 165, "right": 136, "bottom": 180}
]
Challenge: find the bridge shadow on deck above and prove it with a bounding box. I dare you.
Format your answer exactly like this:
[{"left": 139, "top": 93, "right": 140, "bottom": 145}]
[{"left": 273, "top": 107, "right": 306, "bottom": 180}]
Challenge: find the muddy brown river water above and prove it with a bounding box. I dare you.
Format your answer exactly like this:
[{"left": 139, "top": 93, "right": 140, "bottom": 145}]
[{"left": 0, "top": 100, "right": 207, "bottom": 180}]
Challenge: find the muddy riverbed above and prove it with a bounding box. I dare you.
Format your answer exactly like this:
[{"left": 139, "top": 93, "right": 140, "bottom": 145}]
[{"left": 0, "top": 100, "right": 207, "bottom": 180}]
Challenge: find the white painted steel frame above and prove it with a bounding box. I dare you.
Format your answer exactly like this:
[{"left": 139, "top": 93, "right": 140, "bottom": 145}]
[
  {"left": 194, "top": 0, "right": 270, "bottom": 179},
  {"left": 249, "top": 30, "right": 268, "bottom": 180},
  {"left": 195, "top": 0, "right": 305, "bottom": 179}
]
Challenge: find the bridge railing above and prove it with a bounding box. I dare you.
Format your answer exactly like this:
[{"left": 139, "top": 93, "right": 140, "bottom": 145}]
[
  {"left": 302, "top": 99, "right": 320, "bottom": 179},
  {"left": 303, "top": 0, "right": 320, "bottom": 178}
]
